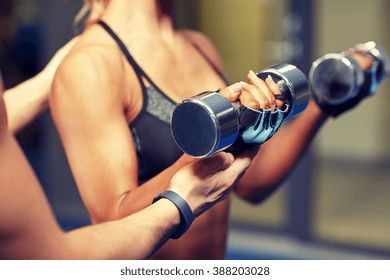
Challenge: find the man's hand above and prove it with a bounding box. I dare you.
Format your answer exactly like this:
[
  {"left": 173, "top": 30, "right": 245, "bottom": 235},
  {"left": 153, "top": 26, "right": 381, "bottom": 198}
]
[{"left": 169, "top": 147, "right": 258, "bottom": 217}]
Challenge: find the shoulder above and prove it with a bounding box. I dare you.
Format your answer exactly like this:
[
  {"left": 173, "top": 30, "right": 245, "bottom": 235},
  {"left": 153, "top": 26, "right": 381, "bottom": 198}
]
[
  {"left": 181, "top": 29, "right": 225, "bottom": 71},
  {"left": 57, "top": 42, "right": 123, "bottom": 87},
  {"left": 53, "top": 42, "right": 125, "bottom": 101},
  {"left": 51, "top": 42, "right": 127, "bottom": 116}
]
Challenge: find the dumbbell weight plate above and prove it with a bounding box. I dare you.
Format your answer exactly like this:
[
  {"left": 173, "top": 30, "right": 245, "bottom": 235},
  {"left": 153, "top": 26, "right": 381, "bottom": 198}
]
[
  {"left": 309, "top": 53, "right": 364, "bottom": 105},
  {"left": 170, "top": 91, "right": 239, "bottom": 158}
]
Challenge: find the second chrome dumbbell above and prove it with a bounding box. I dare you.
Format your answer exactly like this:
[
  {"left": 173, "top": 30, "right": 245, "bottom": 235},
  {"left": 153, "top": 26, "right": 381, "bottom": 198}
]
[{"left": 309, "top": 41, "right": 389, "bottom": 116}]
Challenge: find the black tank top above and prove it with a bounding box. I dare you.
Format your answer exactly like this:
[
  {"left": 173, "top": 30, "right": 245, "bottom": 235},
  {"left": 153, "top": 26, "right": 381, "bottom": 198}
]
[{"left": 97, "top": 21, "right": 228, "bottom": 184}]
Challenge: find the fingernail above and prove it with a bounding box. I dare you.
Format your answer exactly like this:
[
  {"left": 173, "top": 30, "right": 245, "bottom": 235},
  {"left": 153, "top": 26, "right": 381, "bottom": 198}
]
[
  {"left": 228, "top": 82, "right": 243, "bottom": 94},
  {"left": 249, "top": 70, "right": 257, "bottom": 78}
]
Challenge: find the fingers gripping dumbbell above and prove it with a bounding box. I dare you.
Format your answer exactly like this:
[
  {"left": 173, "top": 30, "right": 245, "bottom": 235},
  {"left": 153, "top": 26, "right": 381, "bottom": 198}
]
[
  {"left": 170, "top": 63, "right": 311, "bottom": 158},
  {"left": 309, "top": 41, "right": 390, "bottom": 117}
]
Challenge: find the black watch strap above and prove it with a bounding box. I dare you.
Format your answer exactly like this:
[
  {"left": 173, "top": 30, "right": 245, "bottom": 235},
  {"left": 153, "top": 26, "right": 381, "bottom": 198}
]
[{"left": 153, "top": 190, "right": 194, "bottom": 239}]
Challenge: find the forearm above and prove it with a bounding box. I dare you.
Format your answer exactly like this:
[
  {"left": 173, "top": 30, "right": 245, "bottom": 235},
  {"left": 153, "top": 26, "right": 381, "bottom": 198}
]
[
  {"left": 114, "top": 155, "right": 195, "bottom": 219},
  {"left": 64, "top": 199, "right": 180, "bottom": 260},
  {"left": 4, "top": 73, "right": 50, "bottom": 133},
  {"left": 235, "top": 100, "right": 328, "bottom": 203}
]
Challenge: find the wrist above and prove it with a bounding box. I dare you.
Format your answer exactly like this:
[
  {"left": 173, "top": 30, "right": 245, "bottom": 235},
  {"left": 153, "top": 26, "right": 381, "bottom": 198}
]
[
  {"left": 35, "top": 72, "right": 52, "bottom": 95},
  {"left": 177, "top": 153, "right": 197, "bottom": 165},
  {"left": 152, "top": 197, "right": 181, "bottom": 230},
  {"left": 308, "top": 99, "right": 330, "bottom": 120},
  {"left": 153, "top": 190, "right": 194, "bottom": 239}
]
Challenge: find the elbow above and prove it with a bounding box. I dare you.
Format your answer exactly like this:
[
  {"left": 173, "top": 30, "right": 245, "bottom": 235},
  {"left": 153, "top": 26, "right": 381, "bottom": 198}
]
[
  {"left": 87, "top": 201, "right": 123, "bottom": 224},
  {"left": 235, "top": 184, "right": 279, "bottom": 205},
  {"left": 88, "top": 191, "right": 133, "bottom": 224},
  {"left": 90, "top": 212, "right": 118, "bottom": 224},
  {"left": 240, "top": 193, "right": 269, "bottom": 205},
  {"left": 89, "top": 209, "right": 118, "bottom": 224}
]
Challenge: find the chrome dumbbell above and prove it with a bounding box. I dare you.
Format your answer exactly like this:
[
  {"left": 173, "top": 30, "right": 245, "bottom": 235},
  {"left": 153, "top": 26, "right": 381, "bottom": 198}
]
[
  {"left": 170, "top": 63, "right": 311, "bottom": 158},
  {"left": 309, "top": 41, "right": 390, "bottom": 116}
]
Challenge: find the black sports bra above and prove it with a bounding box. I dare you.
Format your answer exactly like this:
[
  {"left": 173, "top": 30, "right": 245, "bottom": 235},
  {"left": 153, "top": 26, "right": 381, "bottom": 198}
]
[{"left": 97, "top": 20, "right": 227, "bottom": 183}]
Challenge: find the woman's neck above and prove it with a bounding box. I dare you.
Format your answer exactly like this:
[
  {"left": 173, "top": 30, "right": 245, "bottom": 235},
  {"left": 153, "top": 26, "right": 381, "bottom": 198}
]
[{"left": 100, "top": 0, "right": 175, "bottom": 40}]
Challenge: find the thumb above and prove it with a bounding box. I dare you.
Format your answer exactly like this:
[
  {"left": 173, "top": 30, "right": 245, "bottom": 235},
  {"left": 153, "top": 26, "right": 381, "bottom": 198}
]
[
  {"left": 228, "top": 146, "right": 259, "bottom": 177},
  {"left": 195, "top": 152, "right": 234, "bottom": 176}
]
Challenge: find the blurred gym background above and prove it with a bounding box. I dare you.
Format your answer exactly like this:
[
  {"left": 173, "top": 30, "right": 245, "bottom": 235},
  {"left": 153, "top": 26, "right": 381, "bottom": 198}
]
[{"left": 1, "top": 0, "right": 389, "bottom": 259}]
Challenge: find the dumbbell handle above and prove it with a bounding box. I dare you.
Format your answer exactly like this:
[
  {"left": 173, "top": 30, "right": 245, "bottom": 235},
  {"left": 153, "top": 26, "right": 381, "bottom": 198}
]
[
  {"left": 257, "top": 64, "right": 310, "bottom": 120},
  {"left": 229, "top": 65, "right": 306, "bottom": 139}
]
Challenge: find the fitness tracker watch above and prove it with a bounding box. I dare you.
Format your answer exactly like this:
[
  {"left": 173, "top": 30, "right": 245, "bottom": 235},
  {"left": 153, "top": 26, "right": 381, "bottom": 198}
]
[{"left": 153, "top": 190, "right": 194, "bottom": 239}]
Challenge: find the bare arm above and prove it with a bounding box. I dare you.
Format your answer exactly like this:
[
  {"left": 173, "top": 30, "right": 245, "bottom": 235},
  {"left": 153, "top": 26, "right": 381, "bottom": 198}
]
[
  {"left": 0, "top": 118, "right": 68, "bottom": 259},
  {"left": 4, "top": 74, "right": 51, "bottom": 133},
  {"left": 4, "top": 37, "right": 78, "bottom": 133}
]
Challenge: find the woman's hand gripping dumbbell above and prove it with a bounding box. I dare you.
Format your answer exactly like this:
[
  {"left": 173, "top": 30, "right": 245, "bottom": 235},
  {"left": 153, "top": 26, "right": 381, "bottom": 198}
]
[
  {"left": 171, "top": 63, "right": 311, "bottom": 158},
  {"left": 309, "top": 41, "right": 389, "bottom": 117}
]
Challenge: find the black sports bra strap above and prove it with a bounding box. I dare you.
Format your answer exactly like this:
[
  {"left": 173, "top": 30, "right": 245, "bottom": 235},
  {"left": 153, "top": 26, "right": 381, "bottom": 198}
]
[
  {"left": 97, "top": 20, "right": 157, "bottom": 86},
  {"left": 97, "top": 21, "right": 141, "bottom": 71}
]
